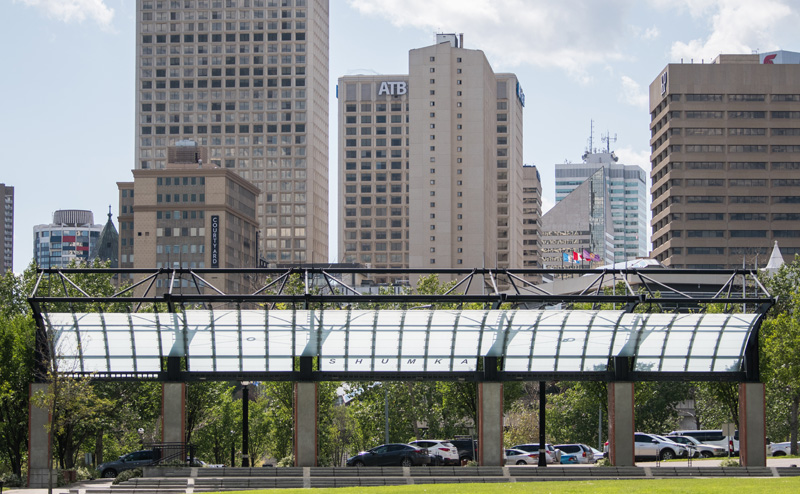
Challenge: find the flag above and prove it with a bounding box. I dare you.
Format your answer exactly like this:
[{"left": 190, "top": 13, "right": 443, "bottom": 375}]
[
  {"left": 593, "top": 253, "right": 601, "bottom": 262},
  {"left": 573, "top": 251, "right": 581, "bottom": 263},
  {"left": 583, "top": 249, "right": 591, "bottom": 261},
  {"left": 562, "top": 252, "right": 570, "bottom": 263}
]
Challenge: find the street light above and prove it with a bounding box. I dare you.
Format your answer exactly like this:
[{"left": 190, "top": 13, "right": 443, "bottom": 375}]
[
  {"left": 137, "top": 428, "right": 145, "bottom": 449},
  {"left": 230, "top": 430, "right": 235, "bottom": 467}
]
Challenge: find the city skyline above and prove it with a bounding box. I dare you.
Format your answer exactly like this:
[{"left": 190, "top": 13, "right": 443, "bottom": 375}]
[{"left": 3, "top": 0, "right": 800, "bottom": 273}]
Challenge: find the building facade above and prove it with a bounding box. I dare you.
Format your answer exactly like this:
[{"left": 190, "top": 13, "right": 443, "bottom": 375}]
[
  {"left": 119, "top": 142, "right": 260, "bottom": 294},
  {"left": 135, "top": 0, "right": 329, "bottom": 265},
  {"left": 337, "top": 35, "right": 534, "bottom": 284},
  {"left": 556, "top": 151, "right": 648, "bottom": 262},
  {"left": 541, "top": 168, "right": 615, "bottom": 271},
  {"left": 650, "top": 51, "right": 800, "bottom": 268},
  {"left": 521, "top": 165, "right": 542, "bottom": 271},
  {"left": 0, "top": 184, "right": 13, "bottom": 273},
  {"left": 33, "top": 210, "right": 103, "bottom": 269}
]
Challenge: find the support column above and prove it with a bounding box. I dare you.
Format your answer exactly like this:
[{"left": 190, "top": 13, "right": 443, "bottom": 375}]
[
  {"left": 161, "top": 383, "right": 186, "bottom": 444},
  {"left": 294, "top": 382, "right": 318, "bottom": 467},
  {"left": 477, "top": 382, "right": 504, "bottom": 466},
  {"left": 28, "top": 382, "right": 54, "bottom": 488},
  {"left": 739, "top": 382, "right": 766, "bottom": 467},
  {"left": 608, "top": 382, "right": 635, "bottom": 466}
]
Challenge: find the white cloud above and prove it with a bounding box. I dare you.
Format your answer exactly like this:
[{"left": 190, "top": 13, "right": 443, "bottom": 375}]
[
  {"left": 16, "top": 0, "right": 115, "bottom": 30},
  {"left": 615, "top": 146, "right": 651, "bottom": 168},
  {"left": 347, "top": 0, "right": 634, "bottom": 82},
  {"left": 619, "top": 75, "right": 648, "bottom": 109},
  {"left": 659, "top": 0, "right": 798, "bottom": 61},
  {"left": 643, "top": 26, "right": 660, "bottom": 40}
]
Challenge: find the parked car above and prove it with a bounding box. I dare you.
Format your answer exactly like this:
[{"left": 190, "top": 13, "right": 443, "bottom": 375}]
[
  {"left": 99, "top": 450, "right": 156, "bottom": 478},
  {"left": 667, "top": 429, "right": 739, "bottom": 454},
  {"left": 769, "top": 441, "right": 800, "bottom": 456},
  {"left": 448, "top": 438, "right": 478, "bottom": 463},
  {"left": 504, "top": 448, "right": 538, "bottom": 465},
  {"left": 409, "top": 440, "right": 460, "bottom": 466},
  {"left": 346, "top": 443, "right": 431, "bottom": 467},
  {"left": 590, "top": 446, "right": 604, "bottom": 460},
  {"left": 511, "top": 443, "right": 559, "bottom": 464},
  {"left": 667, "top": 435, "right": 727, "bottom": 458},
  {"left": 634, "top": 433, "right": 689, "bottom": 461},
  {"left": 554, "top": 443, "right": 595, "bottom": 464}
]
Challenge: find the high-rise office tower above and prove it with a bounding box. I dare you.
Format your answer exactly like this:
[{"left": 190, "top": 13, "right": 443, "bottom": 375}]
[
  {"left": 136, "top": 0, "right": 329, "bottom": 265},
  {"left": 650, "top": 51, "right": 800, "bottom": 268},
  {"left": 556, "top": 151, "right": 648, "bottom": 262},
  {"left": 337, "top": 35, "right": 534, "bottom": 284},
  {"left": 33, "top": 210, "right": 103, "bottom": 269},
  {"left": 0, "top": 184, "right": 13, "bottom": 272}
]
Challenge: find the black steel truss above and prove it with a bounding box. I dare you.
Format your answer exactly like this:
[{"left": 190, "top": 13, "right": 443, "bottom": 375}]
[{"left": 28, "top": 267, "right": 774, "bottom": 383}]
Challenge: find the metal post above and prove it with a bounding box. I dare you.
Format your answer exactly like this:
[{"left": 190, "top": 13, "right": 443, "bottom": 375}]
[
  {"left": 384, "top": 385, "right": 389, "bottom": 444},
  {"left": 598, "top": 405, "right": 603, "bottom": 451},
  {"left": 242, "top": 383, "right": 250, "bottom": 467},
  {"left": 230, "top": 430, "right": 235, "bottom": 467},
  {"left": 538, "top": 381, "right": 547, "bottom": 467}
]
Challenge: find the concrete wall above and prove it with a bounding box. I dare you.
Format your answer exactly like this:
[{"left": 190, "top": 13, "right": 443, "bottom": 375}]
[
  {"left": 477, "top": 382, "right": 504, "bottom": 466},
  {"left": 294, "top": 382, "right": 318, "bottom": 466},
  {"left": 161, "top": 383, "right": 186, "bottom": 444},
  {"left": 608, "top": 382, "right": 635, "bottom": 466},
  {"left": 739, "top": 382, "right": 766, "bottom": 466},
  {"left": 28, "top": 382, "right": 54, "bottom": 488}
]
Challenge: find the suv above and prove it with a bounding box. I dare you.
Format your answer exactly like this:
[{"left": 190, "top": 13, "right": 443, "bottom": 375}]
[
  {"left": 554, "top": 443, "right": 595, "bottom": 464},
  {"left": 409, "top": 440, "right": 460, "bottom": 466},
  {"left": 448, "top": 438, "right": 478, "bottom": 463},
  {"left": 512, "top": 443, "right": 559, "bottom": 464},
  {"left": 634, "top": 433, "right": 688, "bottom": 461},
  {"left": 99, "top": 450, "right": 156, "bottom": 478}
]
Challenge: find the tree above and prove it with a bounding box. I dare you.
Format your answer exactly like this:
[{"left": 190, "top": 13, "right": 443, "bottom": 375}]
[{"left": 762, "top": 259, "right": 800, "bottom": 454}]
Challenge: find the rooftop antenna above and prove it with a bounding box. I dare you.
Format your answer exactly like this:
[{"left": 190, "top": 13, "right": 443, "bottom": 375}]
[
  {"left": 588, "top": 120, "right": 594, "bottom": 154},
  {"left": 601, "top": 131, "right": 617, "bottom": 153}
]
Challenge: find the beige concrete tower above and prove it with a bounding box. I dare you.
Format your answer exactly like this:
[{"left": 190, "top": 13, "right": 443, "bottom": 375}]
[
  {"left": 337, "top": 75, "right": 410, "bottom": 275},
  {"left": 649, "top": 51, "right": 800, "bottom": 268},
  {"left": 337, "top": 36, "right": 530, "bottom": 286},
  {"left": 135, "top": 0, "right": 328, "bottom": 265},
  {"left": 337, "top": 37, "right": 532, "bottom": 287},
  {"left": 119, "top": 141, "right": 260, "bottom": 294}
]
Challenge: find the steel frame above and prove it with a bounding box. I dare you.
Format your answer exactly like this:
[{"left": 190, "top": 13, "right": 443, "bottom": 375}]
[{"left": 28, "top": 267, "right": 774, "bottom": 383}]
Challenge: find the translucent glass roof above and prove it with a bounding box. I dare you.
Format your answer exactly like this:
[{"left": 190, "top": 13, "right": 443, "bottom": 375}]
[{"left": 42, "top": 309, "right": 760, "bottom": 375}]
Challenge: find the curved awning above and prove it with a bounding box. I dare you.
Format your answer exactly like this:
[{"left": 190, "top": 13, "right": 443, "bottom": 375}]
[{"left": 43, "top": 309, "right": 760, "bottom": 376}]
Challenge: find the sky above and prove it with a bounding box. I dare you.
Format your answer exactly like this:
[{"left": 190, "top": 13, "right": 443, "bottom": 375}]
[{"left": 2, "top": 0, "right": 800, "bottom": 274}]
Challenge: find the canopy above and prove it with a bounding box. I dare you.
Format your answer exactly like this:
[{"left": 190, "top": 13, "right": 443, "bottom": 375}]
[{"left": 42, "top": 309, "right": 759, "bottom": 375}]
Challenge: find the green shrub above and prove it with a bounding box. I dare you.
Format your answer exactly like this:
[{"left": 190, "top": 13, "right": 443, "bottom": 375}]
[
  {"left": 0, "top": 473, "right": 23, "bottom": 487},
  {"left": 76, "top": 466, "right": 97, "bottom": 481},
  {"left": 464, "top": 460, "right": 478, "bottom": 467},
  {"left": 112, "top": 468, "right": 142, "bottom": 485},
  {"left": 720, "top": 457, "right": 740, "bottom": 467},
  {"left": 595, "top": 458, "right": 612, "bottom": 467},
  {"left": 276, "top": 454, "right": 295, "bottom": 467}
]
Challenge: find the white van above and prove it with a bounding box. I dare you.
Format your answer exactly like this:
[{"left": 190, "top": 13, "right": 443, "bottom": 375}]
[{"left": 667, "top": 430, "right": 739, "bottom": 454}]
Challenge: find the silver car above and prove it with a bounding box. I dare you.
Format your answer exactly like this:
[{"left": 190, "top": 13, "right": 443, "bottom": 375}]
[
  {"left": 667, "top": 435, "right": 727, "bottom": 457},
  {"left": 634, "top": 433, "right": 688, "bottom": 461}
]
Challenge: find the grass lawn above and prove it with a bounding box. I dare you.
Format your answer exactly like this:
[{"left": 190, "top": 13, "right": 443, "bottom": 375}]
[{"left": 213, "top": 477, "right": 800, "bottom": 494}]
